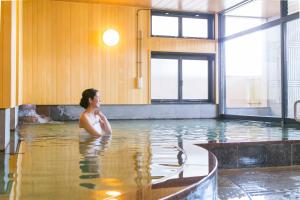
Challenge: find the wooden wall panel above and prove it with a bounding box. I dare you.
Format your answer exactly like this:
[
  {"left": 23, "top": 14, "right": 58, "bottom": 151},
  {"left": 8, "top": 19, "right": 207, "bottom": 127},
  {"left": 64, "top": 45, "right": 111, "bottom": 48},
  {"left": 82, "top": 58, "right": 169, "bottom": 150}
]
[
  {"left": 22, "top": 0, "right": 216, "bottom": 105},
  {"left": 16, "top": 0, "right": 22, "bottom": 105},
  {"left": 150, "top": 38, "right": 216, "bottom": 53},
  {"left": 22, "top": 0, "right": 33, "bottom": 104},
  {"left": 57, "top": 0, "right": 151, "bottom": 8},
  {"left": 0, "top": 0, "right": 22, "bottom": 108},
  {"left": 54, "top": 2, "right": 71, "bottom": 104},
  {"left": 37, "top": 0, "right": 52, "bottom": 104},
  {"left": 13, "top": 0, "right": 24, "bottom": 106},
  {"left": 11, "top": 1, "right": 17, "bottom": 107},
  {"left": 140, "top": 10, "right": 150, "bottom": 104},
  {"left": 0, "top": 0, "right": 2, "bottom": 107},
  {"left": 19, "top": 1, "right": 24, "bottom": 106},
  {"left": 0, "top": 1, "right": 12, "bottom": 108},
  {"left": 70, "top": 3, "right": 89, "bottom": 104},
  {"left": 86, "top": 4, "right": 139, "bottom": 104}
]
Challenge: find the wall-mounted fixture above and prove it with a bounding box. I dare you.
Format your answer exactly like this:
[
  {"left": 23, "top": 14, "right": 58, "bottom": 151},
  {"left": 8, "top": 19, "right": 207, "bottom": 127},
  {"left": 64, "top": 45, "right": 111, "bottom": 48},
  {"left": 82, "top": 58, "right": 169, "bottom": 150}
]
[
  {"left": 103, "top": 29, "right": 119, "bottom": 46},
  {"left": 136, "top": 9, "right": 151, "bottom": 89}
]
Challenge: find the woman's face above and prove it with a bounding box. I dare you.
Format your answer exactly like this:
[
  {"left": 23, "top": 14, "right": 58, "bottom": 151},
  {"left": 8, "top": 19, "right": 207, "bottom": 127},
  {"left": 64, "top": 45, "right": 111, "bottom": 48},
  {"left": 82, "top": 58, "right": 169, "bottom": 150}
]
[{"left": 89, "top": 92, "right": 101, "bottom": 108}]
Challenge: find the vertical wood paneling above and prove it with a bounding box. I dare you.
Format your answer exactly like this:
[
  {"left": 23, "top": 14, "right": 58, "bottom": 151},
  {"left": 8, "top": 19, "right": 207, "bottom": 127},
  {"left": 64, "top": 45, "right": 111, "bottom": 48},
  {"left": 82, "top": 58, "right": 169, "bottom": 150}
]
[
  {"left": 22, "top": 0, "right": 216, "bottom": 105},
  {"left": 16, "top": 0, "right": 20, "bottom": 105},
  {"left": 140, "top": 10, "right": 150, "bottom": 104},
  {"left": 0, "top": 0, "right": 21, "bottom": 108},
  {"left": 70, "top": 3, "right": 89, "bottom": 103},
  {"left": 22, "top": 0, "right": 33, "bottom": 104},
  {"left": 31, "top": 0, "right": 38, "bottom": 103},
  {"left": 50, "top": 1, "right": 57, "bottom": 104},
  {"left": 54, "top": 1, "right": 71, "bottom": 104},
  {"left": 37, "top": 0, "right": 52, "bottom": 104},
  {"left": 10, "top": 0, "right": 17, "bottom": 107},
  {"left": 150, "top": 38, "right": 216, "bottom": 53},
  {"left": 18, "top": 0, "right": 23, "bottom": 106},
  {"left": 118, "top": 7, "right": 130, "bottom": 104},
  {"left": 0, "top": 1, "right": 12, "bottom": 108},
  {"left": 89, "top": 3, "right": 106, "bottom": 102},
  {"left": 0, "top": 0, "right": 3, "bottom": 107},
  {"left": 2, "top": 2, "right": 11, "bottom": 107}
]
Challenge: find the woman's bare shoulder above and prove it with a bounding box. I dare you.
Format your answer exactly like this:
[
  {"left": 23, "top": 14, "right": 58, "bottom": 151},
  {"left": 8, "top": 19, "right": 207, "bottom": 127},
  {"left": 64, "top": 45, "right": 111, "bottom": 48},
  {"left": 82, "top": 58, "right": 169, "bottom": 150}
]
[
  {"left": 79, "top": 112, "right": 88, "bottom": 127},
  {"left": 80, "top": 111, "right": 89, "bottom": 119}
]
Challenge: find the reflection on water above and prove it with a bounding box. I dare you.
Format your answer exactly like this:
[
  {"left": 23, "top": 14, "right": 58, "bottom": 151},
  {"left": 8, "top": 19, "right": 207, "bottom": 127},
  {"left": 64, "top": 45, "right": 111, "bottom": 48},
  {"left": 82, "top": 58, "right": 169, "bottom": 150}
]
[
  {"left": 79, "top": 135, "right": 112, "bottom": 188},
  {"left": 1, "top": 119, "right": 300, "bottom": 199},
  {"left": 0, "top": 152, "right": 12, "bottom": 195},
  {"left": 0, "top": 122, "right": 185, "bottom": 199}
]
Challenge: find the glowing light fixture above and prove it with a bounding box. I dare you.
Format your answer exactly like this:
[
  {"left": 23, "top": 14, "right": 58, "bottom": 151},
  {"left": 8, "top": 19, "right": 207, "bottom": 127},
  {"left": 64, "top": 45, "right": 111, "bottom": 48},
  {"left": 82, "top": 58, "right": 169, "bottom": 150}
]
[{"left": 103, "top": 29, "right": 120, "bottom": 46}]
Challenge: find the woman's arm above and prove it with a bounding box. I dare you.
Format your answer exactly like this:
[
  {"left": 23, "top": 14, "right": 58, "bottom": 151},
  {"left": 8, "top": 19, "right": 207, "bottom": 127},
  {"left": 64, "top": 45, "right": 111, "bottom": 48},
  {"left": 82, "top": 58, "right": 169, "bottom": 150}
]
[
  {"left": 98, "top": 112, "right": 112, "bottom": 134},
  {"left": 79, "top": 113, "right": 102, "bottom": 137}
]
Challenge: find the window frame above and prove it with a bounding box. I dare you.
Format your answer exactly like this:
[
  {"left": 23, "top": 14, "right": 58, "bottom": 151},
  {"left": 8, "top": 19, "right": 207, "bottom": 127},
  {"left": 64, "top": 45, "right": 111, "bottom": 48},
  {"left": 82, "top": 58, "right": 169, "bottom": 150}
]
[
  {"left": 151, "top": 52, "right": 215, "bottom": 104},
  {"left": 151, "top": 10, "right": 215, "bottom": 39},
  {"left": 218, "top": 0, "right": 300, "bottom": 123}
]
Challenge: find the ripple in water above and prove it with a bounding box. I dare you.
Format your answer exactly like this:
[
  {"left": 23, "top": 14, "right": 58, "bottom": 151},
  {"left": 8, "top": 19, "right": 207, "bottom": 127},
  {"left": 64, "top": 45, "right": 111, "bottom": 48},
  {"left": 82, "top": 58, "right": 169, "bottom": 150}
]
[{"left": 10, "top": 119, "right": 300, "bottom": 199}]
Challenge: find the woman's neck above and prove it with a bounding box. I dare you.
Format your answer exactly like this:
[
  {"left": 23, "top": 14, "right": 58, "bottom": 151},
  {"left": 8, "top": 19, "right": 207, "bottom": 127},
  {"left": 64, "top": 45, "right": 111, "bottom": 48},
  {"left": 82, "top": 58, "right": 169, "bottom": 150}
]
[{"left": 85, "top": 107, "right": 95, "bottom": 114}]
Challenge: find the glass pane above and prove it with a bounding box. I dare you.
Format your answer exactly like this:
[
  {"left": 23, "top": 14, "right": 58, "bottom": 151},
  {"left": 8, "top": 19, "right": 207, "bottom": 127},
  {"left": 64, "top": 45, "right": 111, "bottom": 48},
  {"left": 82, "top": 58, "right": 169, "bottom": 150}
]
[
  {"left": 287, "top": 18, "right": 300, "bottom": 118},
  {"left": 151, "top": 16, "right": 179, "bottom": 37},
  {"left": 182, "top": 60, "right": 208, "bottom": 99},
  {"left": 225, "top": 25, "right": 281, "bottom": 117},
  {"left": 225, "top": 16, "right": 266, "bottom": 36},
  {"left": 288, "top": 0, "right": 300, "bottom": 15},
  {"left": 151, "top": 58, "right": 178, "bottom": 99},
  {"left": 182, "top": 18, "right": 208, "bottom": 38},
  {"left": 224, "top": 0, "right": 280, "bottom": 36}
]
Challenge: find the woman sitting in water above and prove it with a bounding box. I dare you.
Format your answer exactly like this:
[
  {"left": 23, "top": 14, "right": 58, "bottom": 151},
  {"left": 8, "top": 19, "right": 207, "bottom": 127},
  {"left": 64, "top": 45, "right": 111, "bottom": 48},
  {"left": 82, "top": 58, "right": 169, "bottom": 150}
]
[{"left": 79, "top": 88, "right": 112, "bottom": 137}]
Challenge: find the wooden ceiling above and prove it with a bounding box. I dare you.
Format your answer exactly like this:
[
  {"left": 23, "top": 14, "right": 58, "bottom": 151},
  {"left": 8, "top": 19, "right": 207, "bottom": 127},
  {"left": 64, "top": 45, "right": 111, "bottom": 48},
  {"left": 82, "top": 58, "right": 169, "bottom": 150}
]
[
  {"left": 59, "top": 0, "right": 151, "bottom": 8},
  {"left": 56, "top": 0, "right": 297, "bottom": 17},
  {"left": 56, "top": 0, "right": 248, "bottom": 13}
]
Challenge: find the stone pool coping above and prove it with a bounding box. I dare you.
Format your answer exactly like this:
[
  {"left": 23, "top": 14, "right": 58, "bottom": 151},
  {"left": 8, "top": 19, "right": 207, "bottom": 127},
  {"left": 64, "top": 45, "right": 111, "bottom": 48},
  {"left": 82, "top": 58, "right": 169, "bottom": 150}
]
[
  {"left": 160, "top": 142, "right": 218, "bottom": 200},
  {"left": 114, "top": 141, "right": 219, "bottom": 200},
  {"left": 198, "top": 140, "right": 300, "bottom": 169},
  {"left": 124, "top": 141, "right": 219, "bottom": 200}
]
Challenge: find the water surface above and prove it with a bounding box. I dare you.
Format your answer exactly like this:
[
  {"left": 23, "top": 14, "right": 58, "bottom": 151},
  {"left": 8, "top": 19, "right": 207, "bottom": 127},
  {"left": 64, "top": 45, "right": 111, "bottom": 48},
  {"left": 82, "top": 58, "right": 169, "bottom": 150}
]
[{"left": 1, "top": 119, "right": 300, "bottom": 200}]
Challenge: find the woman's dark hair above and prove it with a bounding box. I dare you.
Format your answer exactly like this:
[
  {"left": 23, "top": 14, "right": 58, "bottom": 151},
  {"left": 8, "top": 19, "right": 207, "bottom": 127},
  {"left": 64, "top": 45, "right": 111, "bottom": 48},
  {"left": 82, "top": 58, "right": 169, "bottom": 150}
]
[{"left": 80, "top": 88, "right": 98, "bottom": 109}]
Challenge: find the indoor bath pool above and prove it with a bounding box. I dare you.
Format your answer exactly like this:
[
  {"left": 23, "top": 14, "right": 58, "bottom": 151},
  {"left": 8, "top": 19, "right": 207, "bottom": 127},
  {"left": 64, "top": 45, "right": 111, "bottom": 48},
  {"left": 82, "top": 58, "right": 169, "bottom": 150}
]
[{"left": 1, "top": 119, "right": 300, "bottom": 199}]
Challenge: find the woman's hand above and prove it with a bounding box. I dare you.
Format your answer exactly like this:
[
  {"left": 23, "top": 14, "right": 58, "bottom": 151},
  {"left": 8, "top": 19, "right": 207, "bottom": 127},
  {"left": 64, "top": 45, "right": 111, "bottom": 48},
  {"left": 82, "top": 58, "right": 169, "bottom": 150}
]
[
  {"left": 94, "top": 110, "right": 105, "bottom": 118},
  {"left": 98, "top": 112, "right": 107, "bottom": 121},
  {"left": 95, "top": 110, "right": 106, "bottom": 123},
  {"left": 94, "top": 110, "right": 112, "bottom": 134},
  {"left": 94, "top": 109, "right": 101, "bottom": 116}
]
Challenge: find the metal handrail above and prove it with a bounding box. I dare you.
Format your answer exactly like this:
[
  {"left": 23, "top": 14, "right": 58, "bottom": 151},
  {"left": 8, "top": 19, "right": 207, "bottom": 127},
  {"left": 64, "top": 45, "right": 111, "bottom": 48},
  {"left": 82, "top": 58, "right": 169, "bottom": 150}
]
[{"left": 294, "top": 100, "right": 300, "bottom": 122}]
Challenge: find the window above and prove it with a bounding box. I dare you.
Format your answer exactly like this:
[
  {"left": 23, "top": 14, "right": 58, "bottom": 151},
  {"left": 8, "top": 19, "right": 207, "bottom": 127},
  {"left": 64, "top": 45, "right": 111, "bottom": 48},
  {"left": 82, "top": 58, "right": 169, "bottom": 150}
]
[
  {"left": 151, "top": 10, "right": 214, "bottom": 39},
  {"left": 182, "top": 59, "right": 208, "bottom": 99},
  {"left": 287, "top": 18, "right": 300, "bottom": 118},
  {"left": 223, "top": 0, "right": 280, "bottom": 37},
  {"left": 151, "top": 58, "right": 179, "bottom": 99},
  {"left": 288, "top": 0, "right": 300, "bottom": 15},
  {"left": 224, "top": 16, "right": 266, "bottom": 36},
  {"left": 219, "top": 0, "right": 299, "bottom": 119},
  {"left": 151, "top": 53, "right": 214, "bottom": 103},
  {"left": 151, "top": 16, "right": 179, "bottom": 37},
  {"left": 225, "top": 25, "right": 281, "bottom": 117},
  {"left": 182, "top": 18, "right": 208, "bottom": 38}
]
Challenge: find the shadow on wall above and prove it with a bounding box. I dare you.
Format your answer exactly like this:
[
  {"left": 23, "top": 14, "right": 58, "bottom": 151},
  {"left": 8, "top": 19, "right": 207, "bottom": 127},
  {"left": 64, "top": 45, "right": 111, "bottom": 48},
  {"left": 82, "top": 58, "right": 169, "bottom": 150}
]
[{"left": 18, "top": 104, "right": 51, "bottom": 124}]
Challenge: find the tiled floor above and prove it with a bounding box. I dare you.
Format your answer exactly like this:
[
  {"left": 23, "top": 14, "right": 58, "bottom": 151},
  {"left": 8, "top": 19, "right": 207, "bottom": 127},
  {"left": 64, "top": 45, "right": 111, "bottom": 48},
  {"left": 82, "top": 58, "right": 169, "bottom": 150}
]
[{"left": 218, "top": 166, "right": 300, "bottom": 200}]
